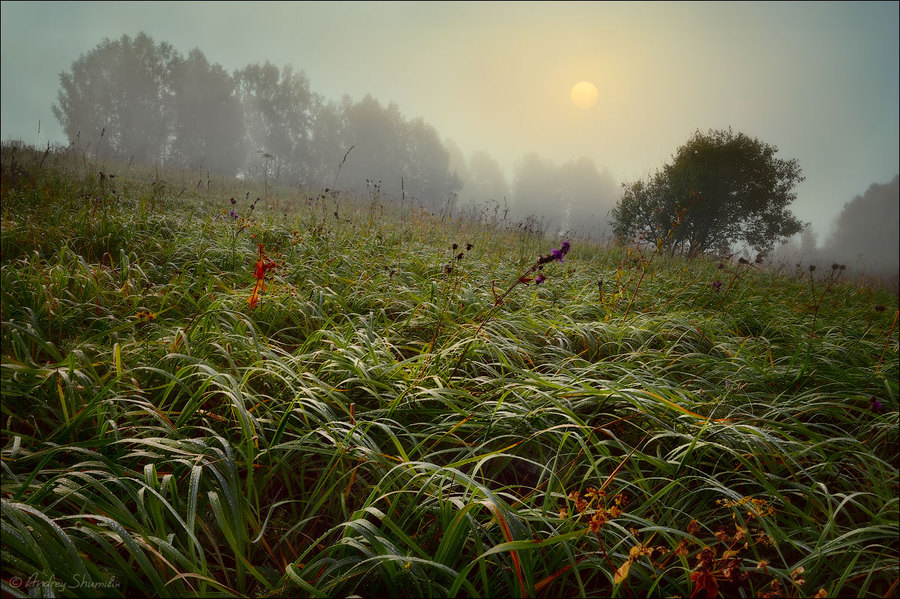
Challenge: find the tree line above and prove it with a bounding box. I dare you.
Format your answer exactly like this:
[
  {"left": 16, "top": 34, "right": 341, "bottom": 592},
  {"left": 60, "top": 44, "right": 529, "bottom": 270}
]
[
  {"left": 52, "top": 32, "right": 625, "bottom": 232},
  {"left": 53, "top": 33, "right": 814, "bottom": 256},
  {"left": 52, "top": 32, "right": 460, "bottom": 209}
]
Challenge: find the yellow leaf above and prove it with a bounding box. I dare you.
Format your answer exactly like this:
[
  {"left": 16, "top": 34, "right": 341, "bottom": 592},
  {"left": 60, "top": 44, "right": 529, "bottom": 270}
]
[{"left": 613, "top": 558, "right": 632, "bottom": 584}]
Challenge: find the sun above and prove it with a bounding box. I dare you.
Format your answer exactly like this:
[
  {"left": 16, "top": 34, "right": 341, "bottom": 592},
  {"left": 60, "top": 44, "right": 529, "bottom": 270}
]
[{"left": 570, "top": 81, "right": 599, "bottom": 109}]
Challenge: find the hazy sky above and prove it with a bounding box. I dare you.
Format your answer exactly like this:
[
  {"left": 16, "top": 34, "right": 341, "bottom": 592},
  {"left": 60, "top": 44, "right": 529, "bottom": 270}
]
[{"left": 2, "top": 1, "right": 897, "bottom": 238}]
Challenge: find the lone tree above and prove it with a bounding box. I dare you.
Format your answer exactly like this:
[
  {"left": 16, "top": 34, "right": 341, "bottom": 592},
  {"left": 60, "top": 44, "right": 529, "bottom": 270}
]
[{"left": 612, "top": 128, "right": 806, "bottom": 257}]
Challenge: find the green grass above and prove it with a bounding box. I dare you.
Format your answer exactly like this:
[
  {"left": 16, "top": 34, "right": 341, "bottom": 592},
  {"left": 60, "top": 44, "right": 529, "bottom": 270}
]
[{"left": 2, "top": 141, "right": 898, "bottom": 598}]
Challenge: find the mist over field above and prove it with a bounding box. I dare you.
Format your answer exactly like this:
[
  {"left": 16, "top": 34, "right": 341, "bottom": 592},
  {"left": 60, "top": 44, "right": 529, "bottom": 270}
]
[
  {"left": 771, "top": 175, "right": 900, "bottom": 286},
  {"left": 2, "top": 2, "right": 897, "bottom": 262},
  {"left": 10, "top": 24, "right": 891, "bottom": 279},
  {"left": 35, "top": 30, "right": 629, "bottom": 243},
  {"left": 824, "top": 176, "right": 900, "bottom": 272}
]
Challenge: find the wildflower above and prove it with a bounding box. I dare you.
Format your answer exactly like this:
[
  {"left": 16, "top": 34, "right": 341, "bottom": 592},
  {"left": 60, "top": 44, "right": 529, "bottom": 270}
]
[
  {"left": 585, "top": 486, "right": 605, "bottom": 499},
  {"left": 230, "top": 197, "right": 236, "bottom": 205},
  {"left": 687, "top": 519, "right": 700, "bottom": 536},
  {"left": 712, "top": 280, "right": 723, "bottom": 292},
  {"left": 537, "top": 240, "right": 571, "bottom": 266},
  {"left": 574, "top": 496, "right": 587, "bottom": 513},
  {"left": 535, "top": 273, "right": 547, "bottom": 284},
  {"left": 229, "top": 209, "right": 239, "bottom": 219},
  {"left": 449, "top": 240, "right": 570, "bottom": 380},
  {"left": 870, "top": 398, "right": 884, "bottom": 413},
  {"left": 696, "top": 546, "right": 716, "bottom": 568},
  {"left": 248, "top": 244, "right": 277, "bottom": 309},
  {"left": 552, "top": 240, "right": 571, "bottom": 261},
  {"left": 588, "top": 509, "right": 609, "bottom": 533},
  {"left": 568, "top": 490, "right": 588, "bottom": 513},
  {"left": 765, "top": 579, "right": 783, "bottom": 598},
  {"left": 689, "top": 570, "right": 718, "bottom": 599}
]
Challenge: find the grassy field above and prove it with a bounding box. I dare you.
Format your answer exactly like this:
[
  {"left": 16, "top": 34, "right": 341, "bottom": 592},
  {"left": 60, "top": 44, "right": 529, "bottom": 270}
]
[{"left": 1, "top": 142, "right": 898, "bottom": 598}]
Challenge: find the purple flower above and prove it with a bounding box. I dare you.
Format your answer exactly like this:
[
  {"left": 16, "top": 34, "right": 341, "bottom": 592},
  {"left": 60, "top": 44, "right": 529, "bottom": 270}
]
[
  {"left": 712, "top": 280, "right": 723, "bottom": 292},
  {"left": 548, "top": 240, "right": 571, "bottom": 262},
  {"left": 870, "top": 398, "right": 884, "bottom": 413},
  {"left": 229, "top": 210, "right": 239, "bottom": 219},
  {"left": 535, "top": 273, "right": 547, "bottom": 285},
  {"left": 535, "top": 240, "right": 572, "bottom": 268}
]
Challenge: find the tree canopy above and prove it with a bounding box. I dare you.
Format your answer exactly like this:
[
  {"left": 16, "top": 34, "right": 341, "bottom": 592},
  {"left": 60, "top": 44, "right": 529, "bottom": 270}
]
[
  {"left": 823, "top": 175, "right": 899, "bottom": 273},
  {"left": 52, "top": 32, "right": 622, "bottom": 236},
  {"left": 611, "top": 128, "right": 806, "bottom": 257},
  {"left": 52, "top": 32, "right": 177, "bottom": 165},
  {"left": 52, "top": 32, "right": 462, "bottom": 205}
]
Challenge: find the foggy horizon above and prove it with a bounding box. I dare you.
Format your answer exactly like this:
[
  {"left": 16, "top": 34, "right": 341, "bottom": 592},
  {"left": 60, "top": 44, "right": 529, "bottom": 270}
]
[{"left": 1, "top": 1, "right": 898, "bottom": 270}]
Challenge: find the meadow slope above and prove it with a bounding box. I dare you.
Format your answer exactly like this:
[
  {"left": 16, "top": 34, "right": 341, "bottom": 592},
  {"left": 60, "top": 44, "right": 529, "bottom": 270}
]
[{"left": 1, "top": 143, "right": 898, "bottom": 598}]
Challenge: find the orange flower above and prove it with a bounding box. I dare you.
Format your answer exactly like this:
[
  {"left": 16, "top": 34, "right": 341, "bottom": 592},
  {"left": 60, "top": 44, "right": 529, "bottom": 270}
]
[
  {"left": 248, "top": 244, "right": 277, "bottom": 309},
  {"left": 689, "top": 570, "right": 718, "bottom": 598},
  {"left": 588, "top": 508, "right": 608, "bottom": 533},
  {"left": 248, "top": 285, "right": 260, "bottom": 309}
]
